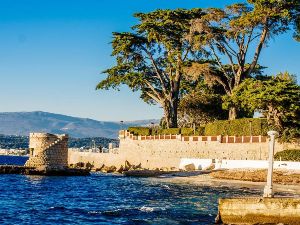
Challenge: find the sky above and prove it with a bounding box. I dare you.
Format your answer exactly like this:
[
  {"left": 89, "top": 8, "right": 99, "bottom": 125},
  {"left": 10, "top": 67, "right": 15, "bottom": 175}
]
[{"left": 0, "top": 0, "right": 299, "bottom": 121}]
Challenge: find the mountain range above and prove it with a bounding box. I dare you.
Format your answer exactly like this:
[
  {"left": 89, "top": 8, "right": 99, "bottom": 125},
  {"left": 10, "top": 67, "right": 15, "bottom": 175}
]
[{"left": 0, "top": 111, "right": 159, "bottom": 138}]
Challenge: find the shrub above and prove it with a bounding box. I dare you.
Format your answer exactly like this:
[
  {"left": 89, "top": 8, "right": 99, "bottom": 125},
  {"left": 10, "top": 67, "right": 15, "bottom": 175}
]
[
  {"left": 128, "top": 118, "right": 269, "bottom": 136},
  {"left": 128, "top": 127, "right": 150, "bottom": 136},
  {"left": 204, "top": 118, "right": 268, "bottom": 136},
  {"left": 274, "top": 149, "right": 300, "bottom": 162},
  {"left": 197, "top": 127, "right": 205, "bottom": 136},
  {"left": 158, "top": 128, "right": 181, "bottom": 135},
  {"left": 181, "top": 128, "right": 194, "bottom": 136}
]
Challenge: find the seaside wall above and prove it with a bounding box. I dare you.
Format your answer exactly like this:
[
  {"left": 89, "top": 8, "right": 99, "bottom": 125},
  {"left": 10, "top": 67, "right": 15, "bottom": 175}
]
[
  {"left": 217, "top": 198, "right": 300, "bottom": 224},
  {"left": 68, "top": 130, "right": 299, "bottom": 170},
  {"left": 25, "top": 133, "right": 69, "bottom": 171}
]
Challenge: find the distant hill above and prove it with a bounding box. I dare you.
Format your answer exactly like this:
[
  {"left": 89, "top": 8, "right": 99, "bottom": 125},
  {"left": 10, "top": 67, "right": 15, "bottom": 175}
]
[{"left": 0, "top": 111, "right": 159, "bottom": 138}]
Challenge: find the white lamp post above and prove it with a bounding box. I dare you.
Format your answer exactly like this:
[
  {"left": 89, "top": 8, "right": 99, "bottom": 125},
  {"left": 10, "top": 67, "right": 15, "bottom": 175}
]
[{"left": 263, "top": 130, "right": 278, "bottom": 198}]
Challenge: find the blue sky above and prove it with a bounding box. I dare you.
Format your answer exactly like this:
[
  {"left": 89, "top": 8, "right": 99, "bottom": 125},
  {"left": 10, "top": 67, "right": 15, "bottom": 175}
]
[{"left": 0, "top": 0, "right": 299, "bottom": 121}]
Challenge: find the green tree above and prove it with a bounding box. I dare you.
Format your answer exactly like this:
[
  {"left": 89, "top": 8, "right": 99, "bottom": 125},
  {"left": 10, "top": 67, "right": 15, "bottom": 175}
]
[
  {"left": 188, "top": 0, "right": 300, "bottom": 120},
  {"left": 96, "top": 9, "right": 204, "bottom": 128},
  {"left": 228, "top": 73, "right": 300, "bottom": 139},
  {"left": 178, "top": 81, "right": 227, "bottom": 127}
]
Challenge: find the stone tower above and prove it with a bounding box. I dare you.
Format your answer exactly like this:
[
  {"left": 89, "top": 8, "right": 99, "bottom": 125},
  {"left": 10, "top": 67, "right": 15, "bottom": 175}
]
[{"left": 25, "top": 133, "right": 69, "bottom": 171}]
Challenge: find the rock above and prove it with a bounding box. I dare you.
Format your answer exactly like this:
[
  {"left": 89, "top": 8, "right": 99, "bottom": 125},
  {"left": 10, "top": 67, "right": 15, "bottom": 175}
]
[
  {"left": 117, "top": 165, "right": 124, "bottom": 173},
  {"left": 133, "top": 163, "right": 142, "bottom": 170},
  {"left": 101, "top": 165, "right": 117, "bottom": 173},
  {"left": 100, "top": 165, "right": 109, "bottom": 173},
  {"left": 184, "top": 163, "right": 196, "bottom": 171},
  {"left": 75, "top": 162, "right": 85, "bottom": 168},
  {"left": 107, "top": 166, "right": 117, "bottom": 173},
  {"left": 85, "top": 162, "right": 94, "bottom": 170},
  {"left": 95, "top": 164, "right": 105, "bottom": 172},
  {"left": 124, "top": 161, "right": 132, "bottom": 171}
]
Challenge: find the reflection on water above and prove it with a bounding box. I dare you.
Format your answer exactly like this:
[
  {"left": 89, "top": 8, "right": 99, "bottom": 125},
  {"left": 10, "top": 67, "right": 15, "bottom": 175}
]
[{"left": 24, "top": 175, "right": 47, "bottom": 184}]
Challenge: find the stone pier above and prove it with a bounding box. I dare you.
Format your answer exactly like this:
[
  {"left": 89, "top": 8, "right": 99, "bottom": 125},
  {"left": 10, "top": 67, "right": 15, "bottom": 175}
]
[{"left": 216, "top": 198, "right": 300, "bottom": 224}]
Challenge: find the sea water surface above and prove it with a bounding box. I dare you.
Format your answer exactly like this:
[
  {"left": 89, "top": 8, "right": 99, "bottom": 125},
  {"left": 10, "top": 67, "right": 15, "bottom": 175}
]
[{"left": 0, "top": 156, "right": 262, "bottom": 225}]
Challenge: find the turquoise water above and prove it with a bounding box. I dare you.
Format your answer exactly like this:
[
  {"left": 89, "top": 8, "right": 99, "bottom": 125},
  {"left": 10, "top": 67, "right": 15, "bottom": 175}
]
[{"left": 0, "top": 156, "right": 262, "bottom": 224}]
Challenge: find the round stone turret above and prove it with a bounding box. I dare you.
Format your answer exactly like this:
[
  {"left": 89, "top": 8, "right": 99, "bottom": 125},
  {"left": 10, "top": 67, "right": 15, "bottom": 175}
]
[{"left": 25, "top": 133, "right": 69, "bottom": 171}]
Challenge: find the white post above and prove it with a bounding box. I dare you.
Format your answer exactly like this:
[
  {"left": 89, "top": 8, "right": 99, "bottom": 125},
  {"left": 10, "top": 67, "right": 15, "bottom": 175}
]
[{"left": 263, "top": 130, "right": 278, "bottom": 198}]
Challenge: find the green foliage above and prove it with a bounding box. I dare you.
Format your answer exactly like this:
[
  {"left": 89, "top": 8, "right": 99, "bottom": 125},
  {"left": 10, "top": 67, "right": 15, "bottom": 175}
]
[
  {"left": 188, "top": 0, "right": 299, "bottom": 119},
  {"left": 274, "top": 149, "right": 300, "bottom": 162},
  {"left": 204, "top": 118, "right": 268, "bottom": 136},
  {"left": 128, "top": 127, "right": 150, "bottom": 136},
  {"left": 196, "top": 127, "right": 205, "bottom": 136},
  {"left": 128, "top": 127, "right": 193, "bottom": 136},
  {"left": 157, "top": 128, "right": 181, "bottom": 135},
  {"left": 128, "top": 119, "right": 269, "bottom": 136},
  {"left": 180, "top": 128, "right": 194, "bottom": 136},
  {"left": 294, "top": 15, "right": 300, "bottom": 41},
  {"left": 96, "top": 9, "right": 204, "bottom": 128},
  {"left": 178, "top": 79, "right": 227, "bottom": 127},
  {"left": 227, "top": 73, "right": 300, "bottom": 139},
  {"left": 280, "top": 128, "right": 300, "bottom": 143}
]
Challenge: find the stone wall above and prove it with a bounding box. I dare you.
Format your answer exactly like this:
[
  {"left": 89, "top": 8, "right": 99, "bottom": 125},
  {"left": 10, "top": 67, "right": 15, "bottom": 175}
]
[
  {"left": 25, "top": 133, "right": 68, "bottom": 171},
  {"left": 68, "top": 130, "right": 299, "bottom": 170}
]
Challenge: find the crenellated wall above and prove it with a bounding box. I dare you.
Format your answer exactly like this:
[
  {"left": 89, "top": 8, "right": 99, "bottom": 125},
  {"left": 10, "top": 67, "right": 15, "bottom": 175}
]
[
  {"left": 25, "top": 133, "right": 69, "bottom": 171},
  {"left": 68, "top": 130, "right": 299, "bottom": 170}
]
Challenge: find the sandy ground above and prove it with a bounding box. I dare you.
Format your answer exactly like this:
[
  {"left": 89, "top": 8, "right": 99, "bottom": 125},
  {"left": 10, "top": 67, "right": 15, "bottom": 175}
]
[{"left": 157, "top": 171, "right": 300, "bottom": 197}]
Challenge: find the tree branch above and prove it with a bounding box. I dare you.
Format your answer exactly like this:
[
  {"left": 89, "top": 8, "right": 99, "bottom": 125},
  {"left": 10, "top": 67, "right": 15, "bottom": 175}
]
[
  {"left": 209, "top": 45, "right": 231, "bottom": 83},
  {"left": 141, "top": 46, "right": 168, "bottom": 95},
  {"left": 246, "top": 26, "right": 268, "bottom": 77},
  {"left": 144, "top": 79, "right": 163, "bottom": 101},
  {"left": 145, "top": 90, "right": 162, "bottom": 104}
]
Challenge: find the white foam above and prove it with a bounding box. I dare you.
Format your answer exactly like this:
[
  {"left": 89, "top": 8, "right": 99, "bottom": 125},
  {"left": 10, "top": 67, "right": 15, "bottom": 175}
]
[{"left": 139, "top": 206, "right": 154, "bottom": 212}]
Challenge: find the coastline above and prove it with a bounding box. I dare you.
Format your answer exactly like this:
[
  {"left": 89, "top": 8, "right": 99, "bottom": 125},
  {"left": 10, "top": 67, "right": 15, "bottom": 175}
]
[{"left": 156, "top": 172, "right": 300, "bottom": 196}]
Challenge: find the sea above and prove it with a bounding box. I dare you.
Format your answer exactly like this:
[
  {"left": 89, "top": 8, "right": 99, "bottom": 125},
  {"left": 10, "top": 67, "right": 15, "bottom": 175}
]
[{"left": 0, "top": 156, "right": 263, "bottom": 225}]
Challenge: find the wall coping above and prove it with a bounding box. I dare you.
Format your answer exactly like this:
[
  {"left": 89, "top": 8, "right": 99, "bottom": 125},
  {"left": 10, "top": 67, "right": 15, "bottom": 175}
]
[{"left": 119, "top": 130, "right": 268, "bottom": 143}]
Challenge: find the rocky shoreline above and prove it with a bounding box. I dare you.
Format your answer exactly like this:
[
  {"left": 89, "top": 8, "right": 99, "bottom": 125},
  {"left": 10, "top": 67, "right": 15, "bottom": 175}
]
[
  {"left": 88, "top": 162, "right": 300, "bottom": 187},
  {"left": 210, "top": 169, "right": 300, "bottom": 185},
  {"left": 0, "top": 165, "right": 90, "bottom": 176}
]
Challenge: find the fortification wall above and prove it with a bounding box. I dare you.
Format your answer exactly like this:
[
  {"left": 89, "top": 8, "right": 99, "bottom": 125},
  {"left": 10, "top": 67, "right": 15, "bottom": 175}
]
[
  {"left": 25, "top": 133, "right": 69, "bottom": 171},
  {"left": 68, "top": 130, "right": 299, "bottom": 170}
]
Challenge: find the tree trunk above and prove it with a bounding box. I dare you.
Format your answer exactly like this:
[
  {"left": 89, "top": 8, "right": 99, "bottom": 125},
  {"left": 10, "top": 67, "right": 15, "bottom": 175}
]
[
  {"left": 164, "top": 99, "right": 178, "bottom": 128},
  {"left": 228, "top": 107, "right": 237, "bottom": 120}
]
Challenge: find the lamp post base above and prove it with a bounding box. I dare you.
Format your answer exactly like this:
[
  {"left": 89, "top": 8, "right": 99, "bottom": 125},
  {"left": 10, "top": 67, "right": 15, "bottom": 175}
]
[{"left": 263, "top": 186, "right": 274, "bottom": 198}]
